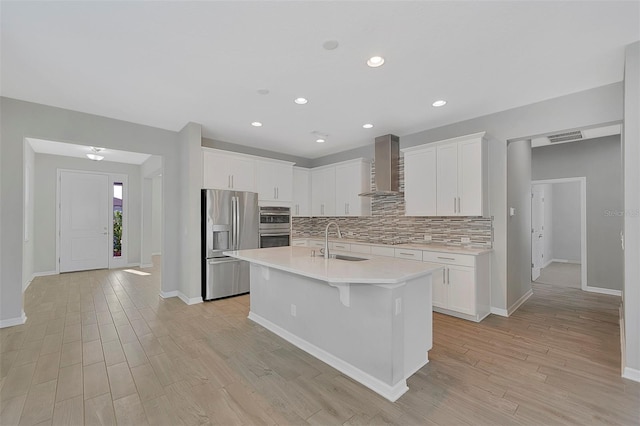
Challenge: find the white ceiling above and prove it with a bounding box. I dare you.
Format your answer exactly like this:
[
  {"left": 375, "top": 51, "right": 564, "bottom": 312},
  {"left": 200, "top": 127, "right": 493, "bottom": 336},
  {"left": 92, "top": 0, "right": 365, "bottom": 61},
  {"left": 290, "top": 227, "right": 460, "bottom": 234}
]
[
  {"left": 2, "top": 1, "right": 638, "bottom": 159},
  {"left": 27, "top": 138, "right": 152, "bottom": 165}
]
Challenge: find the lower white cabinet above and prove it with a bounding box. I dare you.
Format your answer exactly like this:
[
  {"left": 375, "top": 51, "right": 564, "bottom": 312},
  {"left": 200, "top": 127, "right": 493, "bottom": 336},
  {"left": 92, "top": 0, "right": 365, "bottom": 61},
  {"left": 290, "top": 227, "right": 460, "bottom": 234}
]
[
  {"left": 291, "top": 239, "right": 308, "bottom": 247},
  {"left": 425, "top": 252, "right": 490, "bottom": 322}
]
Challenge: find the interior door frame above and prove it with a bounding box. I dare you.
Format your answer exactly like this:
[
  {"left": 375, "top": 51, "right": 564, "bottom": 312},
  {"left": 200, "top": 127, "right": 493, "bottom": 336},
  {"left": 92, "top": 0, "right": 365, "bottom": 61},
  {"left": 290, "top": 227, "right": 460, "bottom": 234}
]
[
  {"left": 56, "top": 169, "right": 129, "bottom": 273},
  {"left": 531, "top": 177, "right": 587, "bottom": 290},
  {"left": 531, "top": 185, "right": 545, "bottom": 281}
]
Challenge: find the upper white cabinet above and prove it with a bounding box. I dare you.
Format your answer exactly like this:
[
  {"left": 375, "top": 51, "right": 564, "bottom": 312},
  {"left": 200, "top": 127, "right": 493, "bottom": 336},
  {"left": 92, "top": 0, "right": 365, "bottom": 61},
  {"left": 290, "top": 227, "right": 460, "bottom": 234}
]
[
  {"left": 403, "top": 132, "right": 488, "bottom": 217},
  {"left": 403, "top": 146, "right": 436, "bottom": 216},
  {"left": 292, "top": 167, "right": 311, "bottom": 216},
  {"left": 311, "top": 159, "right": 371, "bottom": 217},
  {"left": 203, "top": 149, "right": 255, "bottom": 192},
  {"left": 256, "top": 159, "right": 294, "bottom": 202},
  {"left": 311, "top": 167, "right": 336, "bottom": 216},
  {"left": 334, "top": 160, "right": 371, "bottom": 216}
]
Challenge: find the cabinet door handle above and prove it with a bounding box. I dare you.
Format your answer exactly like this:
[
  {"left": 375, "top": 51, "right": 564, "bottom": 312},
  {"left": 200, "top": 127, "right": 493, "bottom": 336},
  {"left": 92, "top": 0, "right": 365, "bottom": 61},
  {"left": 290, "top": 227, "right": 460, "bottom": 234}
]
[
  {"left": 321, "top": 204, "right": 324, "bottom": 215},
  {"left": 274, "top": 188, "right": 277, "bottom": 199},
  {"left": 399, "top": 252, "right": 415, "bottom": 256},
  {"left": 437, "top": 256, "right": 456, "bottom": 260},
  {"left": 457, "top": 197, "right": 461, "bottom": 214},
  {"left": 230, "top": 175, "right": 234, "bottom": 188},
  {"left": 442, "top": 269, "right": 446, "bottom": 284},
  {"left": 454, "top": 197, "right": 457, "bottom": 213},
  {"left": 446, "top": 267, "right": 450, "bottom": 284},
  {"left": 228, "top": 175, "right": 231, "bottom": 188}
]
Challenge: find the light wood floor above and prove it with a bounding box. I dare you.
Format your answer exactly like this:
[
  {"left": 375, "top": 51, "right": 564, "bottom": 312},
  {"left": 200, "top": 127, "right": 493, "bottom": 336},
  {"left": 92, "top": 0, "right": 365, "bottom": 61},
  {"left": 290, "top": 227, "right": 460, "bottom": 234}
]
[
  {"left": 535, "top": 262, "right": 581, "bottom": 289},
  {"left": 1, "top": 257, "right": 638, "bottom": 425}
]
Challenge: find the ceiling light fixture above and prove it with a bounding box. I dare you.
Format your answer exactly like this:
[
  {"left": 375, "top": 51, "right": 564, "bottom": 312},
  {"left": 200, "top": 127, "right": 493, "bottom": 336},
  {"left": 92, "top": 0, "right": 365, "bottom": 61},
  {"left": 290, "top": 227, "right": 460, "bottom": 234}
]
[
  {"left": 316, "top": 138, "right": 326, "bottom": 143},
  {"left": 86, "top": 153, "right": 104, "bottom": 161},
  {"left": 294, "top": 97, "right": 308, "bottom": 105},
  {"left": 362, "top": 123, "right": 374, "bottom": 129},
  {"left": 367, "top": 56, "right": 385, "bottom": 68},
  {"left": 256, "top": 89, "right": 270, "bottom": 95},
  {"left": 323, "top": 40, "right": 339, "bottom": 50},
  {"left": 432, "top": 100, "right": 447, "bottom": 107},
  {"left": 251, "top": 121, "right": 263, "bottom": 127}
]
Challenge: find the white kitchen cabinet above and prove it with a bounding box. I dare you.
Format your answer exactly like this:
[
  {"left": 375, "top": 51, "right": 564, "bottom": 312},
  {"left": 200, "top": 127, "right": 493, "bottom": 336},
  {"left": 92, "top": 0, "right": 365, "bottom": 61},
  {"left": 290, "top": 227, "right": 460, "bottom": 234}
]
[
  {"left": 256, "top": 159, "right": 294, "bottom": 203},
  {"left": 423, "top": 251, "right": 490, "bottom": 322},
  {"left": 436, "top": 134, "right": 487, "bottom": 216},
  {"left": 334, "top": 160, "right": 371, "bottom": 216},
  {"left": 292, "top": 167, "right": 311, "bottom": 216},
  {"left": 402, "top": 147, "right": 436, "bottom": 216},
  {"left": 403, "top": 132, "right": 487, "bottom": 217},
  {"left": 311, "top": 167, "right": 336, "bottom": 216},
  {"left": 202, "top": 149, "right": 255, "bottom": 191},
  {"left": 311, "top": 159, "right": 370, "bottom": 217},
  {"left": 291, "top": 239, "right": 308, "bottom": 247}
]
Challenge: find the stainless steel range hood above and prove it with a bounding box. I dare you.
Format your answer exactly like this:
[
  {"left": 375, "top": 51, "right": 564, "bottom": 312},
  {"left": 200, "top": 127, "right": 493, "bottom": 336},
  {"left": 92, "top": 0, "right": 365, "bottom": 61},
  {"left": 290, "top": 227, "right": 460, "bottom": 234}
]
[{"left": 359, "top": 134, "right": 402, "bottom": 197}]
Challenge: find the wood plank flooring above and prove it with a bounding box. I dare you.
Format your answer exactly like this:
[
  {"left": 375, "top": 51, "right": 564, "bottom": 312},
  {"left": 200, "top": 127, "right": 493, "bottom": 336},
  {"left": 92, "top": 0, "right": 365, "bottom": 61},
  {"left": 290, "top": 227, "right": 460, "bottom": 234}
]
[{"left": 1, "top": 257, "right": 638, "bottom": 425}]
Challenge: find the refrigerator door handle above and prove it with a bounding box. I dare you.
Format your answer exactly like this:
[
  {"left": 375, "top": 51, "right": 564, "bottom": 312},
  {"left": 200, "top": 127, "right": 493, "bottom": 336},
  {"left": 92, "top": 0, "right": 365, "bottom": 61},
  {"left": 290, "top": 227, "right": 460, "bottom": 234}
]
[{"left": 233, "top": 196, "right": 240, "bottom": 250}]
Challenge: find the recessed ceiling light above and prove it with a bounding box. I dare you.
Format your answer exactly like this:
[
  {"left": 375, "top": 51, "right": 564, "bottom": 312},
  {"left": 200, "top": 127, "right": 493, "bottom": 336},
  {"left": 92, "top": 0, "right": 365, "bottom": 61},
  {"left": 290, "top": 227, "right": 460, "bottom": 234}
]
[
  {"left": 256, "top": 89, "right": 270, "bottom": 95},
  {"left": 251, "top": 121, "right": 263, "bottom": 127},
  {"left": 362, "top": 123, "right": 374, "bottom": 129},
  {"left": 432, "top": 100, "right": 447, "bottom": 107},
  {"left": 86, "top": 154, "right": 104, "bottom": 161},
  {"left": 323, "top": 40, "right": 339, "bottom": 50},
  {"left": 316, "top": 138, "right": 326, "bottom": 143},
  {"left": 294, "top": 97, "right": 308, "bottom": 105},
  {"left": 90, "top": 146, "right": 105, "bottom": 153},
  {"left": 367, "top": 56, "right": 385, "bottom": 68}
]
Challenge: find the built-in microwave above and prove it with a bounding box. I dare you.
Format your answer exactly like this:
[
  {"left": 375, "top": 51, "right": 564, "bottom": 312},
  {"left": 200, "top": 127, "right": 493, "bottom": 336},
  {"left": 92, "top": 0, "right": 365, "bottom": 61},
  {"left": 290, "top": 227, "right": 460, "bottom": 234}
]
[{"left": 259, "top": 206, "right": 291, "bottom": 248}]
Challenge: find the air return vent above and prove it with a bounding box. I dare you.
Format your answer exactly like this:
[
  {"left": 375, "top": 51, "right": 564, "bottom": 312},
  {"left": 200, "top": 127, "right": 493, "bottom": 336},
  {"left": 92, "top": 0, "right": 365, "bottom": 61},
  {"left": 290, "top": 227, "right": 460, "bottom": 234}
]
[{"left": 548, "top": 130, "right": 583, "bottom": 143}]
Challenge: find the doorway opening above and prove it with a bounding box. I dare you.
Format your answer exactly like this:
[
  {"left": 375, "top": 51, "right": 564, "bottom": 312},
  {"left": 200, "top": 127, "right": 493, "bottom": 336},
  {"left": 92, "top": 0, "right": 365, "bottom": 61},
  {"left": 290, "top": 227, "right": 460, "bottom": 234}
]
[{"left": 531, "top": 177, "right": 586, "bottom": 290}]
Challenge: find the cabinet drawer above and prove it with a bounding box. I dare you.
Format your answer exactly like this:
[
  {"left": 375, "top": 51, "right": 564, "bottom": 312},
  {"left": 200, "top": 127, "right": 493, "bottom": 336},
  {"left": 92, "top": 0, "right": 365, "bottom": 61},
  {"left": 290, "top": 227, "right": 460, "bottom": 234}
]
[
  {"left": 309, "top": 240, "right": 325, "bottom": 248},
  {"left": 370, "top": 246, "right": 395, "bottom": 257},
  {"left": 291, "top": 240, "right": 308, "bottom": 247},
  {"left": 422, "top": 251, "right": 475, "bottom": 267},
  {"left": 394, "top": 248, "right": 423, "bottom": 261},
  {"left": 330, "top": 242, "right": 351, "bottom": 251},
  {"left": 350, "top": 244, "right": 372, "bottom": 254}
]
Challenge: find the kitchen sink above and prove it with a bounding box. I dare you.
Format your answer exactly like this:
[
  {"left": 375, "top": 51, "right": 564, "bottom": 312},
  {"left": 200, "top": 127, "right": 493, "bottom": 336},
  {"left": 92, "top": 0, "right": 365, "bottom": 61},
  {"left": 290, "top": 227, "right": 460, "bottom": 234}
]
[{"left": 329, "top": 254, "right": 367, "bottom": 262}]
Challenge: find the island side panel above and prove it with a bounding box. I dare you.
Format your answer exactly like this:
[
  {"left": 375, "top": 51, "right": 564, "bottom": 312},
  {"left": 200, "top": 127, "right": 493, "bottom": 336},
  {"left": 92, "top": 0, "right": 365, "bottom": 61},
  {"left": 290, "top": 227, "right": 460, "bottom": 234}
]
[
  {"left": 248, "top": 264, "right": 406, "bottom": 388},
  {"left": 402, "top": 274, "right": 433, "bottom": 377}
]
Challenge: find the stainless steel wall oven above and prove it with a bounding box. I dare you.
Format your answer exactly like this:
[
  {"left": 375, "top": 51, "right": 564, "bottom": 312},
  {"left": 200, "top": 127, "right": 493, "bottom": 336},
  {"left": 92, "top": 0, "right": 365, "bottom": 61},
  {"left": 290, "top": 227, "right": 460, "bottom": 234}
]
[{"left": 259, "top": 206, "right": 291, "bottom": 248}]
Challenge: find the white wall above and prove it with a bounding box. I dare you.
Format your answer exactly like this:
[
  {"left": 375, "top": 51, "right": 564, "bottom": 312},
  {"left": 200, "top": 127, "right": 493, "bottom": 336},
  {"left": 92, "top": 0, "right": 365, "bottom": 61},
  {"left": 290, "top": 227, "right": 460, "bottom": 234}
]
[
  {"left": 33, "top": 153, "right": 143, "bottom": 271},
  {"left": 623, "top": 41, "right": 640, "bottom": 380},
  {"left": 152, "top": 176, "right": 163, "bottom": 255},
  {"left": 0, "top": 97, "right": 182, "bottom": 326},
  {"left": 551, "top": 182, "right": 581, "bottom": 262},
  {"left": 540, "top": 183, "right": 554, "bottom": 265}
]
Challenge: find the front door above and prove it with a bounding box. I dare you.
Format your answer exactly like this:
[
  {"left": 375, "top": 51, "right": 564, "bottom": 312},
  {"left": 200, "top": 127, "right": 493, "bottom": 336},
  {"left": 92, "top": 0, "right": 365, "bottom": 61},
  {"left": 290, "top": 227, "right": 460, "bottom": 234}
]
[
  {"left": 59, "top": 171, "right": 109, "bottom": 272},
  {"left": 531, "top": 185, "right": 545, "bottom": 281}
]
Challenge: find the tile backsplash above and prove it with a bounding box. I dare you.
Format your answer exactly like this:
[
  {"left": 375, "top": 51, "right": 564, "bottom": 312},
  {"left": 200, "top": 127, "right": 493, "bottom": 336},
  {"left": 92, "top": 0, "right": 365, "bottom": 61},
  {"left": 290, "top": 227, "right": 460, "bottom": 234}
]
[{"left": 292, "top": 157, "right": 492, "bottom": 248}]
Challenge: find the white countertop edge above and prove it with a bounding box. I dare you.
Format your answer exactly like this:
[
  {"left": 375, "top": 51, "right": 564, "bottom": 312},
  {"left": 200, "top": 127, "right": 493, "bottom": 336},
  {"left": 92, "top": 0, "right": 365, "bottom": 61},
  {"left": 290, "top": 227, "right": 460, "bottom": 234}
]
[
  {"left": 296, "top": 238, "right": 493, "bottom": 255},
  {"left": 224, "top": 248, "right": 443, "bottom": 285}
]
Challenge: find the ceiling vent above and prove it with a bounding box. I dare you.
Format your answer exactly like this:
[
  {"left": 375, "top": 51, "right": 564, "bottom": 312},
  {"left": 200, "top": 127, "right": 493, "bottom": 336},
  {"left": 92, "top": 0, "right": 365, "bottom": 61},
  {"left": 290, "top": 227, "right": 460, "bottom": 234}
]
[{"left": 548, "top": 130, "right": 583, "bottom": 143}]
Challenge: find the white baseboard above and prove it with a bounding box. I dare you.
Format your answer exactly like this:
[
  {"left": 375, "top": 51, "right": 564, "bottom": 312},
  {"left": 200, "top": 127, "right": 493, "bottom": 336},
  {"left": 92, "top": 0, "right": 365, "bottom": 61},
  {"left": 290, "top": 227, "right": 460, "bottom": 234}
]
[
  {"left": 23, "top": 270, "right": 58, "bottom": 292},
  {"left": 490, "top": 307, "right": 509, "bottom": 317},
  {"left": 178, "top": 292, "right": 203, "bottom": 305},
  {"left": 0, "top": 311, "right": 27, "bottom": 328},
  {"left": 139, "top": 263, "right": 154, "bottom": 269},
  {"left": 160, "top": 290, "right": 178, "bottom": 299},
  {"left": 507, "top": 288, "right": 533, "bottom": 316},
  {"left": 623, "top": 366, "right": 640, "bottom": 382},
  {"left": 125, "top": 262, "right": 140, "bottom": 268},
  {"left": 152, "top": 252, "right": 162, "bottom": 256},
  {"left": 584, "top": 286, "right": 622, "bottom": 297},
  {"left": 542, "top": 259, "right": 554, "bottom": 269},
  {"left": 248, "top": 311, "right": 409, "bottom": 402}
]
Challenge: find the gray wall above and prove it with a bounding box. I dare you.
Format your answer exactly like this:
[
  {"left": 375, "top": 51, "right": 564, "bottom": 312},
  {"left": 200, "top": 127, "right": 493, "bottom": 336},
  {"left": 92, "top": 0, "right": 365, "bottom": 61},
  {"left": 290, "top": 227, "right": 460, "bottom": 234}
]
[
  {"left": 540, "top": 183, "right": 555, "bottom": 264},
  {"left": 0, "top": 97, "right": 181, "bottom": 324},
  {"left": 22, "top": 141, "right": 35, "bottom": 289},
  {"left": 532, "top": 135, "right": 623, "bottom": 290},
  {"left": 152, "top": 176, "right": 163, "bottom": 255},
  {"left": 551, "top": 182, "right": 581, "bottom": 262},
  {"left": 33, "top": 154, "right": 142, "bottom": 272},
  {"left": 623, "top": 41, "right": 640, "bottom": 375},
  {"left": 506, "top": 140, "right": 532, "bottom": 309},
  {"left": 202, "top": 137, "right": 312, "bottom": 168}
]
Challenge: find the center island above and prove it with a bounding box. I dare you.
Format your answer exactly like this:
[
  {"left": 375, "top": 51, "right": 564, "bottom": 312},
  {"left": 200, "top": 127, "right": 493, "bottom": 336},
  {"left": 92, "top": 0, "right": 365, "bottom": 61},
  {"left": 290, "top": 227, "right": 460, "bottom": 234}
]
[{"left": 224, "top": 246, "right": 443, "bottom": 401}]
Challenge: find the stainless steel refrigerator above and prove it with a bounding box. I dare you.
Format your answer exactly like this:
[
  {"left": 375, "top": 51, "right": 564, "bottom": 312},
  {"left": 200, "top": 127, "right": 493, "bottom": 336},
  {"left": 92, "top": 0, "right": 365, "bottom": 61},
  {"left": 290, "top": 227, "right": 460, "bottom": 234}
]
[{"left": 201, "top": 189, "right": 259, "bottom": 300}]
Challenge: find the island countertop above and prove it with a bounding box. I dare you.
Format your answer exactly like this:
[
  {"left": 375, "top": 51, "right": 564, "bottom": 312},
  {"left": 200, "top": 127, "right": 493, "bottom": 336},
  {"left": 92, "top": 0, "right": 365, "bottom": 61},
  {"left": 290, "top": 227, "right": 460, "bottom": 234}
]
[{"left": 224, "top": 246, "right": 443, "bottom": 285}]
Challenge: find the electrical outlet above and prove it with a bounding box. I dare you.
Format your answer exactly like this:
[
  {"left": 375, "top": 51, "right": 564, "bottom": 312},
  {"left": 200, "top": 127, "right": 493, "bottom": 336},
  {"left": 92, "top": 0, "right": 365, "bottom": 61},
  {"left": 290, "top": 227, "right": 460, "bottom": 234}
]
[
  {"left": 290, "top": 304, "right": 297, "bottom": 317},
  {"left": 461, "top": 237, "right": 471, "bottom": 244},
  {"left": 424, "top": 235, "right": 432, "bottom": 242}
]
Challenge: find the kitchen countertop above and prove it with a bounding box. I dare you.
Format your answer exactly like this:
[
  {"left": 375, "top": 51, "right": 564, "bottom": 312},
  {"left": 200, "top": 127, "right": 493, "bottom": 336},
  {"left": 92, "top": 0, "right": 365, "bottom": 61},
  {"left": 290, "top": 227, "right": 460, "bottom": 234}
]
[
  {"left": 296, "top": 237, "right": 493, "bottom": 255},
  {"left": 224, "top": 246, "right": 443, "bottom": 285}
]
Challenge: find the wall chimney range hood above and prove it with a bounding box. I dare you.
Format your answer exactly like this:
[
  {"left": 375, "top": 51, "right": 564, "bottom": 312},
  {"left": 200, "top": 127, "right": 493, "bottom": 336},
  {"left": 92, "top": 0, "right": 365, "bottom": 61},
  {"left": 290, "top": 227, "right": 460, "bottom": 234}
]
[{"left": 359, "top": 134, "right": 402, "bottom": 197}]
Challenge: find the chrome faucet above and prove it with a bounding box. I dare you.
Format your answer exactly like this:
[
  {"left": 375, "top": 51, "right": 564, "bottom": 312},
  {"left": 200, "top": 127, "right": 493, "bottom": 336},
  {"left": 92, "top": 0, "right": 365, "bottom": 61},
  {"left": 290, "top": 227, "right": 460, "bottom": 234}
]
[{"left": 324, "top": 221, "right": 342, "bottom": 259}]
